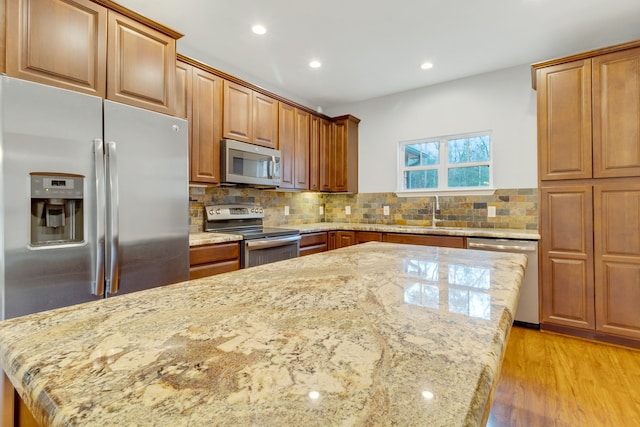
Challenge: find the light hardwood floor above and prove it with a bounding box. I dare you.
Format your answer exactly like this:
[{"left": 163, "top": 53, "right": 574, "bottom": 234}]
[{"left": 488, "top": 326, "right": 640, "bottom": 427}]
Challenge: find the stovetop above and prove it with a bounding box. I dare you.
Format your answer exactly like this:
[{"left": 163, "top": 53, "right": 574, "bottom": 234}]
[
  {"left": 204, "top": 204, "right": 299, "bottom": 240},
  {"left": 216, "top": 226, "right": 300, "bottom": 240}
]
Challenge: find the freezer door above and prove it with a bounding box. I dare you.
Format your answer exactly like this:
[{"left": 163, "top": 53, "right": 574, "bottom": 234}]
[
  {"left": 0, "top": 76, "right": 104, "bottom": 319},
  {"left": 103, "top": 101, "right": 189, "bottom": 295}
]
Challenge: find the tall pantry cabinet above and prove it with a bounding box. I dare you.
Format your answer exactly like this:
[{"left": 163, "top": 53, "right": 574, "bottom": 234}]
[{"left": 534, "top": 40, "right": 640, "bottom": 345}]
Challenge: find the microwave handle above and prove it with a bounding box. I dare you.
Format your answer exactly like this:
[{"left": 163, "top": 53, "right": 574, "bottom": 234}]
[{"left": 270, "top": 155, "right": 276, "bottom": 178}]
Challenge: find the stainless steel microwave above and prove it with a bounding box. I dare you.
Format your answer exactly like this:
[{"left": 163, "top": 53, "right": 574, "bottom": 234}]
[{"left": 220, "top": 139, "right": 281, "bottom": 187}]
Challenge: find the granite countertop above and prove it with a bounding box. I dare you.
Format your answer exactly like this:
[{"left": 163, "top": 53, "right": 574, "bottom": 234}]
[
  {"left": 190, "top": 223, "right": 539, "bottom": 246},
  {"left": 0, "top": 242, "right": 526, "bottom": 426}
]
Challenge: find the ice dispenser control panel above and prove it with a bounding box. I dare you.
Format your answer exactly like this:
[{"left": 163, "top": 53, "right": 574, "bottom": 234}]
[{"left": 30, "top": 173, "right": 84, "bottom": 247}]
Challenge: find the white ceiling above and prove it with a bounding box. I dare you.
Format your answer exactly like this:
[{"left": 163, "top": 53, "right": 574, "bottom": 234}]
[{"left": 117, "top": 0, "right": 640, "bottom": 111}]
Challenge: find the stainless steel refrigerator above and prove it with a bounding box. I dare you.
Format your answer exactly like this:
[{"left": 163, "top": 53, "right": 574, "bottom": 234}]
[{"left": 0, "top": 75, "right": 190, "bottom": 320}]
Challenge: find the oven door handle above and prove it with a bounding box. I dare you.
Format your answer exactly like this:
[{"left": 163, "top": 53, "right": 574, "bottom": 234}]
[{"left": 245, "top": 235, "right": 301, "bottom": 249}]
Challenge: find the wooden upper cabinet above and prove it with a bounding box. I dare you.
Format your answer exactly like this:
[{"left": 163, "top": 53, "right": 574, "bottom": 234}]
[
  {"left": 6, "top": 0, "right": 107, "bottom": 97},
  {"left": 322, "top": 115, "right": 359, "bottom": 193},
  {"left": 6, "top": 0, "right": 181, "bottom": 115},
  {"left": 333, "top": 119, "right": 348, "bottom": 192},
  {"left": 278, "top": 102, "right": 295, "bottom": 188},
  {"left": 223, "top": 80, "right": 279, "bottom": 149},
  {"left": 319, "top": 118, "right": 334, "bottom": 192},
  {"left": 539, "top": 184, "right": 595, "bottom": 330},
  {"left": 309, "top": 115, "right": 321, "bottom": 191},
  {"left": 279, "top": 105, "right": 310, "bottom": 190},
  {"left": 536, "top": 59, "right": 592, "bottom": 181},
  {"left": 593, "top": 181, "right": 640, "bottom": 340},
  {"left": 190, "top": 66, "right": 223, "bottom": 184},
  {"left": 107, "top": 11, "right": 176, "bottom": 115},
  {"left": 223, "top": 80, "right": 253, "bottom": 143},
  {"left": 0, "top": 0, "right": 6, "bottom": 73},
  {"left": 253, "top": 92, "right": 278, "bottom": 149},
  {"left": 294, "top": 108, "right": 310, "bottom": 189},
  {"left": 175, "top": 60, "right": 190, "bottom": 119},
  {"left": 593, "top": 47, "right": 640, "bottom": 178}
]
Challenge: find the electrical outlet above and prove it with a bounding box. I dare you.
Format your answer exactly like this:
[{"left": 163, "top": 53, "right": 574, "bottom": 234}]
[
  {"left": 383, "top": 206, "right": 390, "bottom": 215},
  {"left": 487, "top": 206, "right": 496, "bottom": 218},
  {"left": 284, "top": 206, "right": 290, "bottom": 216},
  {"left": 345, "top": 206, "right": 351, "bottom": 215},
  {"left": 319, "top": 206, "right": 324, "bottom": 215}
]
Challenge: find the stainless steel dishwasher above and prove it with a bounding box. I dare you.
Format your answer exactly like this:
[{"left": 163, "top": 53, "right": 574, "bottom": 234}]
[{"left": 467, "top": 238, "right": 539, "bottom": 328}]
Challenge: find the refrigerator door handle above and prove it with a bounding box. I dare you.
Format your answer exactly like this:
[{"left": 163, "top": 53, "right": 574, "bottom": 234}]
[
  {"left": 105, "top": 141, "right": 120, "bottom": 295},
  {"left": 93, "top": 139, "right": 106, "bottom": 296}
]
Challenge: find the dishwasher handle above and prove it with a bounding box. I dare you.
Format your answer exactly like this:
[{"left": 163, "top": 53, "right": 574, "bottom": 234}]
[{"left": 467, "top": 240, "right": 537, "bottom": 252}]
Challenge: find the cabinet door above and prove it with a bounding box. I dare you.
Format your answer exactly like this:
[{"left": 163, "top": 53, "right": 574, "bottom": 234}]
[
  {"left": 309, "top": 115, "right": 321, "bottom": 191},
  {"left": 175, "top": 60, "right": 191, "bottom": 120},
  {"left": 540, "top": 184, "right": 595, "bottom": 330},
  {"left": 593, "top": 47, "right": 640, "bottom": 178},
  {"left": 107, "top": 11, "right": 175, "bottom": 115},
  {"left": 594, "top": 182, "right": 640, "bottom": 339},
  {"left": 7, "top": 0, "right": 107, "bottom": 97},
  {"left": 536, "top": 60, "right": 592, "bottom": 180},
  {"left": 335, "top": 231, "right": 357, "bottom": 248},
  {"left": 278, "top": 102, "right": 296, "bottom": 189},
  {"left": 294, "top": 109, "right": 310, "bottom": 189},
  {"left": 333, "top": 119, "right": 348, "bottom": 192},
  {"left": 190, "top": 67, "right": 223, "bottom": 184},
  {"left": 253, "top": 92, "right": 278, "bottom": 148},
  {"left": 319, "top": 118, "right": 334, "bottom": 191},
  {"left": 223, "top": 81, "right": 253, "bottom": 143}
]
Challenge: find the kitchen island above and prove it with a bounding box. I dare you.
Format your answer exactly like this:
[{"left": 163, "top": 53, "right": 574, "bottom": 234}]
[{"left": 0, "top": 242, "right": 526, "bottom": 426}]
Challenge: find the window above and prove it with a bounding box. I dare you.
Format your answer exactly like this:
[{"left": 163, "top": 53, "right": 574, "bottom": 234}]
[{"left": 398, "top": 131, "right": 492, "bottom": 193}]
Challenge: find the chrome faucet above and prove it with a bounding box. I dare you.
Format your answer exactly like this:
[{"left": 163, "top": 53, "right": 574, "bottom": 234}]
[{"left": 431, "top": 195, "right": 443, "bottom": 227}]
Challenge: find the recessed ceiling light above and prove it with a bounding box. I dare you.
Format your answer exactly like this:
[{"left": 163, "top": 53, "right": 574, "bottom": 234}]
[
  {"left": 420, "top": 62, "right": 434, "bottom": 70},
  {"left": 309, "top": 60, "right": 322, "bottom": 69},
  {"left": 252, "top": 25, "right": 267, "bottom": 35}
]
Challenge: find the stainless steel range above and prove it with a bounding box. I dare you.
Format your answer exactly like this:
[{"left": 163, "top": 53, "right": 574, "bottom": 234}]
[{"left": 205, "top": 204, "right": 301, "bottom": 268}]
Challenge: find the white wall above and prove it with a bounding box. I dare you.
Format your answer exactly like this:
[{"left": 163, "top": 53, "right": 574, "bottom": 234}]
[{"left": 324, "top": 64, "right": 538, "bottom": 193}]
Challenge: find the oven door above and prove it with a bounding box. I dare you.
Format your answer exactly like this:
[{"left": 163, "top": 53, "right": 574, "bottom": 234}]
[{"left": 242, "top": 235, "right": 301, "bottom": 268}]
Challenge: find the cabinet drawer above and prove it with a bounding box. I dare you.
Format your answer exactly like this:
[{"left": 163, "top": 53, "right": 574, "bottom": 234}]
[
  {"left": 190, "top": 242, "right": 239, "bottom": 266},
  {"left": 300, "top": 232, "right": 327, "bottom": 247},
  {"left": 189, "top": 260, "right": 239, "bottom": 280},
  {"left": 300, "top": 244, "right": 327, "bottom": 257},
  {"left": 383, "top": 233, "right": 465, "bottom": 248},
  {"left": 300, "top": 232, "right": 328, "bottom": 257},
  {"left": 357, "top": 231, "right": 383, "bottom": 243}
]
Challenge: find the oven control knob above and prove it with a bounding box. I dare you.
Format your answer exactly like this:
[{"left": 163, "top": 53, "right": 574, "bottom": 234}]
[{"left": 259, "top": 208, "right": 264, "bottom": 214}]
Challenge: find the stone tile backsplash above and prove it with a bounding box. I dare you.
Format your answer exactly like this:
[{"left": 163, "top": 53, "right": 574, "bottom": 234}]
[{"left": 189, "top": 187, "right": 538, "bottom": 233}]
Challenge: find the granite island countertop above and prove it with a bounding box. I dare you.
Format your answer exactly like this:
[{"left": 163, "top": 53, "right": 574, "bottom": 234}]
[
  {"left": 0, "top": 242, "right": 527, "bottom": 426},
  {"left": 190, "top": 223, "right": 539, "bottom": 246}
]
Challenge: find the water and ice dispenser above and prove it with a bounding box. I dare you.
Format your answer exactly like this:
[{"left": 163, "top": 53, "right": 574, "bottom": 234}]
[{"left": 30, "top": 173, "right": 84, "bottom": 246}]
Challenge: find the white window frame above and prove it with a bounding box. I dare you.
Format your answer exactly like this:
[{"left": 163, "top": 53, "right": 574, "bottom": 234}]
[{"left": 396, "top": 130, "right": 495, "bottom": 197}]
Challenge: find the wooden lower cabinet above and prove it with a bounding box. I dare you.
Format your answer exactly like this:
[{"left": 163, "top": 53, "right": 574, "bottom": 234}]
[
  {"left": 594, "top": 182, "right": 640, "bottom": 340},
  {"left": 357, "top": 231, "right": 383, "bottom": 243},
  {"left": 540, "top": 180, "right": 640, "bottom": 343},
  {"left": 189, "top": 242, "right": 240, "bottom": 279},
  {"left": 383, "top": 233, "right": 465, "bottom": 248},
  {"left": 328, "top": 231, "right": 357, "bottom": 250},
  {"left": 300, "top": 232, "right": 328, "bottom": 256},
  {"left": 540, "top": 184, "right": 595, "bottom": 330}
]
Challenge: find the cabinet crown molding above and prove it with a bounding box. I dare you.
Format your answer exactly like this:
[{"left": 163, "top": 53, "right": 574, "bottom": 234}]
[
  {"left": 91, "top": 0, "right": 183, "bottom": 39},
  {"left": 531, "top": 38, "right": 640, "bottom": 89}
]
